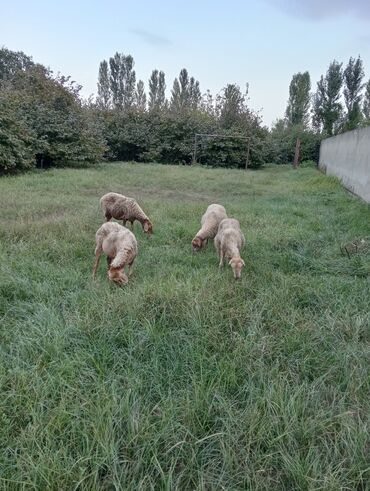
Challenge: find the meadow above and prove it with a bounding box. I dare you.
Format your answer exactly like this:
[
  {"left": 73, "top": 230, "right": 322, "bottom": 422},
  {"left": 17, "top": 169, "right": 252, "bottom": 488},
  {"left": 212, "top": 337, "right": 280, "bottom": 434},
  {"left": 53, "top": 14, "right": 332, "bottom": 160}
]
[{"left": 0, "top": 162, "right": 369, "bottom": 490}]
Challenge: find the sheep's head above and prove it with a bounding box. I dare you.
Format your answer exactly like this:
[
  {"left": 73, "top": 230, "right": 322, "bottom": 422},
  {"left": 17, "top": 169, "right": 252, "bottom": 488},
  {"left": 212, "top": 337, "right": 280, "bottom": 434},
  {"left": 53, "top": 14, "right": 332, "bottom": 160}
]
[
  {"left": 108, "top": 267, "right": 128, "bottom": 286},
  {"left": 192, "top": 236, "right": 205, "bottom": 252},
  {"left": 229, "top": 257, "right": 245, "bottom": 279},
  {"left": 143, "top": 220, "right": 153, "bottom": 235}
]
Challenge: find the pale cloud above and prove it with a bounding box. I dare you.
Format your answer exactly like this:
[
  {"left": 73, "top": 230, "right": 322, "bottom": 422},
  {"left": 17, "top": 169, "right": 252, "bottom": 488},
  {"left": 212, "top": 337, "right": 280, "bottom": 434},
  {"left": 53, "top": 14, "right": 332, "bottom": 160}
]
[
  {"left": 131, "top": 29, "right": 171, "bottom": 46},
  {"left": 265, "top": 0, "right": 370, "bottom": 21}
]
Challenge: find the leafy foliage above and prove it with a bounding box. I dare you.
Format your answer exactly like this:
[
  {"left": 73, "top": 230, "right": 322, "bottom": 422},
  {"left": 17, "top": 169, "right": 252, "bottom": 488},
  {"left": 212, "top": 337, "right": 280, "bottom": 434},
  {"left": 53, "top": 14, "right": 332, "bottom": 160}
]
[
  {"left": 343, "top": 56, "right": 364, "bottom": 130},
  {"left": 362, "top": 79, "right": 370, "bottom": 123},
  {"left": 285, "top": 72, "right": 311, "bottom": 127},
  {"left": 312, "top": 61, "right": 343, "bottom": 136},
  {"left": 0, "top": 47, "right": 105, "bottom": 173}
]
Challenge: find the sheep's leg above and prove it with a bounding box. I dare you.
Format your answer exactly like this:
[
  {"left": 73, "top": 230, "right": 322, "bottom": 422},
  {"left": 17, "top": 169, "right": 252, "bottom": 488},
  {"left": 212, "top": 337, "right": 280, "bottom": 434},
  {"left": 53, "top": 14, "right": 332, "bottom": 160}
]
[
  {"left": 105, "top": 213, "right": 112, "bottom": 222},
  {"left": 107, "top": 256, "right": 112, "bottom": 270},
  {"left": 219, "top": 251, "right": 224, "bottom": 268},
  {"left": 92, "top": 246, "right": 102, "bottom": 279},
  {"left": 128, "top": 260, "right": 135, "bottom": 277}
]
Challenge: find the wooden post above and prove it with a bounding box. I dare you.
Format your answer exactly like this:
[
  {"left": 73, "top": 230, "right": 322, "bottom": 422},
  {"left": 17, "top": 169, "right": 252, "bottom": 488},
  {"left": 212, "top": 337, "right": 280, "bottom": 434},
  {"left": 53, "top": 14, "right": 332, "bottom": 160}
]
[
  {"left": 192, "top": 134, "right": 198, "bottom": 165},
  {"left": 293, "top": 138, "right": 300, "bottom": 169},
  {"left": 245, "top": 139, "right": 250, "bottom": 171}
]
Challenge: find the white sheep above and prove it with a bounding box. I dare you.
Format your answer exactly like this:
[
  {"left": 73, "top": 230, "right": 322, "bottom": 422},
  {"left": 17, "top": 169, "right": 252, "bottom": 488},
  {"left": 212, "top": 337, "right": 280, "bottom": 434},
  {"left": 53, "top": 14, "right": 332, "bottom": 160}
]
[
  {"left": 92, "top": 222, "right": 138, "bottom": 286},
  {"left": 192, "top": 204, "right": 227, "bottom": 252},
  {"left": 214, "top": 218, "right": 245, "bottom": 279},
  {"left": 100, "top": 192, "right": 153, "bottom": 235}
]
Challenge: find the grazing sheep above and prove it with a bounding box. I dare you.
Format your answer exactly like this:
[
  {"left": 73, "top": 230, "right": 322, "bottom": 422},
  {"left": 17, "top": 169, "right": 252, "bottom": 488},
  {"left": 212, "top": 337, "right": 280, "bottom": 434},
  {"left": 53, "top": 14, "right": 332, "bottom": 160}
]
[
  {"left": 100, "top": 192, "right": 153, "bottom": 235},
  {"left": 192, "top": 204, "right": 227, "bottom": 252},
  {"left": 92, "top": 222, "right": 138, "bottom": 286},
  {"left": 214, "top": 218, "right": 245, "bottom": 279}
]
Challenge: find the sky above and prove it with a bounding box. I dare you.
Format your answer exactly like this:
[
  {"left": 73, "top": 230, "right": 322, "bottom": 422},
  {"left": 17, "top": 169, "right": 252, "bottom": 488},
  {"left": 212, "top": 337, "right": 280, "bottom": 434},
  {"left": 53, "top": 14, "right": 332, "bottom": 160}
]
[{"left": 2, "top": 0, "right": 370, "bottom": 126}]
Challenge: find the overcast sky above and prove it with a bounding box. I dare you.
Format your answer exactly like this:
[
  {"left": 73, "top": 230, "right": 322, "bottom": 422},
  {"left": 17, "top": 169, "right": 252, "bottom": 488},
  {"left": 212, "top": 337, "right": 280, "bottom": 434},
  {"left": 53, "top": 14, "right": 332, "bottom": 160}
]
[{"left": 2, "top": 0, "right": 370, "bottom": 126}]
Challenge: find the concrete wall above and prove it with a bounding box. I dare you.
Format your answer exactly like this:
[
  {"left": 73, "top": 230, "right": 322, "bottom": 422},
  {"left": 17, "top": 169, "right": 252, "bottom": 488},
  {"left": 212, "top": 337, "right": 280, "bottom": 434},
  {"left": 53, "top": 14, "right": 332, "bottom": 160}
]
[{"left": 319, "top": 126, "right": 370, "bottom": 203}]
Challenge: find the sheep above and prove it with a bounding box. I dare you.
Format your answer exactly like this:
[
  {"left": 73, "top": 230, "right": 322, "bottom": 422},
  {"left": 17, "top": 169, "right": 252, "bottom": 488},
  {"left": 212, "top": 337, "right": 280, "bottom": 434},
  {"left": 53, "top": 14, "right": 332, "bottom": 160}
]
[
  {"left": 92, "top": 222, "right": 138, "bottom": 286},
  {"left": 100, "top": 192, "right": 153, "bottom": 235},
  {"left": 214, "top": 218, "right": 245, "bottom": 279},
  {"left": 192, "top": 204, "right": 227, "bottom": 252}
]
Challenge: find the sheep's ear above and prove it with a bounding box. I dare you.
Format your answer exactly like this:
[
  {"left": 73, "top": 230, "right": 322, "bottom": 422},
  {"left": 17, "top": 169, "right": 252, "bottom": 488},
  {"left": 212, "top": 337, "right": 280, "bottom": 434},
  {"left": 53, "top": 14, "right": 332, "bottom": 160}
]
[{"left": 241, "top": 259, "right": 245, "bottom": 266}]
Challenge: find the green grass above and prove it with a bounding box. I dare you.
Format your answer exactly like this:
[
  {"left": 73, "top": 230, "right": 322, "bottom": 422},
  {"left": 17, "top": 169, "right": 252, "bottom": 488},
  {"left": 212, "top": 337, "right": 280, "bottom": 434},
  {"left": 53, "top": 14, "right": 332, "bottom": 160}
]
[{"left": 0, "top": 162, "right": 369, "bottom": 490}]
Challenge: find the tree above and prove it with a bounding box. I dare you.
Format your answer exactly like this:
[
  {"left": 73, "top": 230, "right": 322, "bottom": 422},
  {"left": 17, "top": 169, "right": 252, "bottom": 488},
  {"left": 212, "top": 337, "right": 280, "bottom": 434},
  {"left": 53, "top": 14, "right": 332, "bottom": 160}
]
[
  {"left": 189, "top": 77, "right": 201, "bottom": 109},
  {"left": 179, "top": 68, "right": 189, "bottom": 107},
  {"left": 157, "top": 71, "right": 166, "bottom": 109},
  {"left": 363, "top": 79, "right": 370, "bottom": 122},
  {"left": 97, "top": 60, "right": 110, "bottom": 109},
  {"left": 122, "top": 55, "right": 136, "bottom": 109},
  {"left": 170, "top": 78, "right": 181, "bottom": 111},
  {"left": 285, "top": 71, "right": 311, "bottom": 126},
  {"left": 135, "top": 80, "right": 146, "bottom": 111},
  {"left": 108, "top": 52, "right": 136, "bottom": 110},
  {"left": 148, "top": 69, "right": 159, "bottom": 110},
  {"left": 149, "top": 70, "right": 166, "bottom": 110},
  {"left": 218, "top": 84, "right": 247, "bottom": 128},
  {"left": 109, "top": 52, "right": 122, "bottom": 109},
  {"left": 0, "top": 47, "right": 34, "bottom": 81},
  {"left": 343, "top": 56, "right": 364, "bottom": 130},
  {"left": 313, "top": 60, "right": 343, "bottom": 135},
  {"left": 0, "top": 89, "right": 34, "bottom": 173}
]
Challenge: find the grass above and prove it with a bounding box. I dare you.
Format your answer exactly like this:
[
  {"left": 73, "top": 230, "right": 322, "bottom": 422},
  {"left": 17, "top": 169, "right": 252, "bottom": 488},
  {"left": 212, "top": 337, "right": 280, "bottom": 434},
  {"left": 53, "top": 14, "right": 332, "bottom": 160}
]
[{"left": 0, "top": 162, "right": 369, "bottom": 490}]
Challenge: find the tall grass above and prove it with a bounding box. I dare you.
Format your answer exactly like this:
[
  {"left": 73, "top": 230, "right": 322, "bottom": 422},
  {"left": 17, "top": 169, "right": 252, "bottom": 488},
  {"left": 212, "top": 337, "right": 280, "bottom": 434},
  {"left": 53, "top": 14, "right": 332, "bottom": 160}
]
[{"left": 0, "top": 163, "right": 369, "bottom": 490}]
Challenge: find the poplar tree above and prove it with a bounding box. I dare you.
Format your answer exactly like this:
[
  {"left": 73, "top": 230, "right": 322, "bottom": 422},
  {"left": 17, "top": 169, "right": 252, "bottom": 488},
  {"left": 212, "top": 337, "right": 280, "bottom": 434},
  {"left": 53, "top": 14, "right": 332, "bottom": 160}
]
[
  {"left": 285, "top": 71, "right": 311, "bottom": 126},
  {"left": 343, "top": 56, "right": 364, "bottom": 130},
  {"left": 97, "top": 60, "right": 110, "bottom": 109}
]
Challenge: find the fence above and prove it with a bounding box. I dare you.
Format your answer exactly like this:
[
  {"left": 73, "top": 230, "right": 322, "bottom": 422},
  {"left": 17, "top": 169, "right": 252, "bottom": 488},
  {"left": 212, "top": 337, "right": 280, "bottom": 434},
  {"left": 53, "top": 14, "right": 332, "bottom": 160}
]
[{"left": 319, "top": 126, "right": 370, "bottom": 203}]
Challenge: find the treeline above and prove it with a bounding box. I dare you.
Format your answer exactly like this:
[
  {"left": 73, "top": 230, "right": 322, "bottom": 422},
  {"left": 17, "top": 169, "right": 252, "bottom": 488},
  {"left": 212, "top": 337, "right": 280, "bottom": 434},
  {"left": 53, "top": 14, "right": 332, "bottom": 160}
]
[
  {"left": 2, "top": 46, "right": 370, "bottom": 174},
  {"left": 94, "top": 52, "right": 266, "bottom": 168},
  {"left": 271, "top": 56, "right": 370, "bottom": 164}
]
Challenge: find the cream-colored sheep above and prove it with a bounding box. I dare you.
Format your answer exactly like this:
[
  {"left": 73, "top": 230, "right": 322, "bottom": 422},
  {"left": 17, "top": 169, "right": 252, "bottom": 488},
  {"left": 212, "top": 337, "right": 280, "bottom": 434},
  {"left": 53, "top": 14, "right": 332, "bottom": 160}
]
[
  {"left": 192, "top": 204, "right": 227, "bottom": 252},
  {"left": 100, "top": 192, "right": 153, "bottom": 235},
  {"left": 92, "top": 222, "right": 138, "bottom": 286},
  {"left": 214, "top": 218, "right": 245, "bottom": 279}
]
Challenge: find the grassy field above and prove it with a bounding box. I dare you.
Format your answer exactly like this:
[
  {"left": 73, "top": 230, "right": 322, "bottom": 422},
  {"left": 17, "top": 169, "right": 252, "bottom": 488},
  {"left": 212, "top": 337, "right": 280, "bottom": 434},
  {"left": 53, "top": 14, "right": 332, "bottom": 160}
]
[{"left": 0, "top": 162, "right": 369, "bottom": 490}]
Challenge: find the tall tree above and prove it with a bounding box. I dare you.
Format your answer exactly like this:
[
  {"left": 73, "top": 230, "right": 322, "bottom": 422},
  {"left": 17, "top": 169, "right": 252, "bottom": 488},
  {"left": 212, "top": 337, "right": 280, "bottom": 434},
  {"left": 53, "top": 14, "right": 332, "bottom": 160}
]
[
  {"left": 218, "top": 84, "right": 246, "bottom": 128},
  {"left": 109, "top": 52, "right": 122, "bottom": 109},
  {"left": 170, "top": 69, "right": 200, "bottom": 111},
  {"left": 363, "top": 79, "right": 370, "bottom": 121},
  {"left": 97, "top": 60, "right": 110, "bottom": 109},
  {"left": 148, "top": 69, "right": 159, "bottom": 109},
  {"left": 179, "top": 68, "right": 189, "bottom": 107},
  {"left": 122, "top": 55, "right": 136, "bottom": 109},
  {"left": 149, "top": 69, "right": 166, "bottom": 110},
  {"left": 312, "top": 60, "right": 343, "bottom": 135},
  {"left": 285, "top": 71, "right": 311, "bottom": 126},
  {"left": 189, "top": 77, "right": 201, "bottom": 109},
  {"left": 343, "top": 56, "right": 364, "bottom": 130},
  {"left": 108, "top": 52, "right": 136, "bottom": 110},
  {"left": 135, "top": 80, "right": 146, "bottom": 111},
  {"left": 157, "top": 71, "right": 166, "bottom": 109},
  {"left": 170, "top": 78, "right": 181, "bottom": 111},
  {"left": 201, "top": 89, "right": 214, "bottom": 115}
]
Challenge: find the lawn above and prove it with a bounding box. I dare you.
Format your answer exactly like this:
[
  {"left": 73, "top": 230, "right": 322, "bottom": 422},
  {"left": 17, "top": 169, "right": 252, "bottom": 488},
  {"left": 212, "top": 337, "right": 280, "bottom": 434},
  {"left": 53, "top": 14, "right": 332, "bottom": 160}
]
[{"left": 0, "top": 162, "right": 369, "bottom": 490}]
